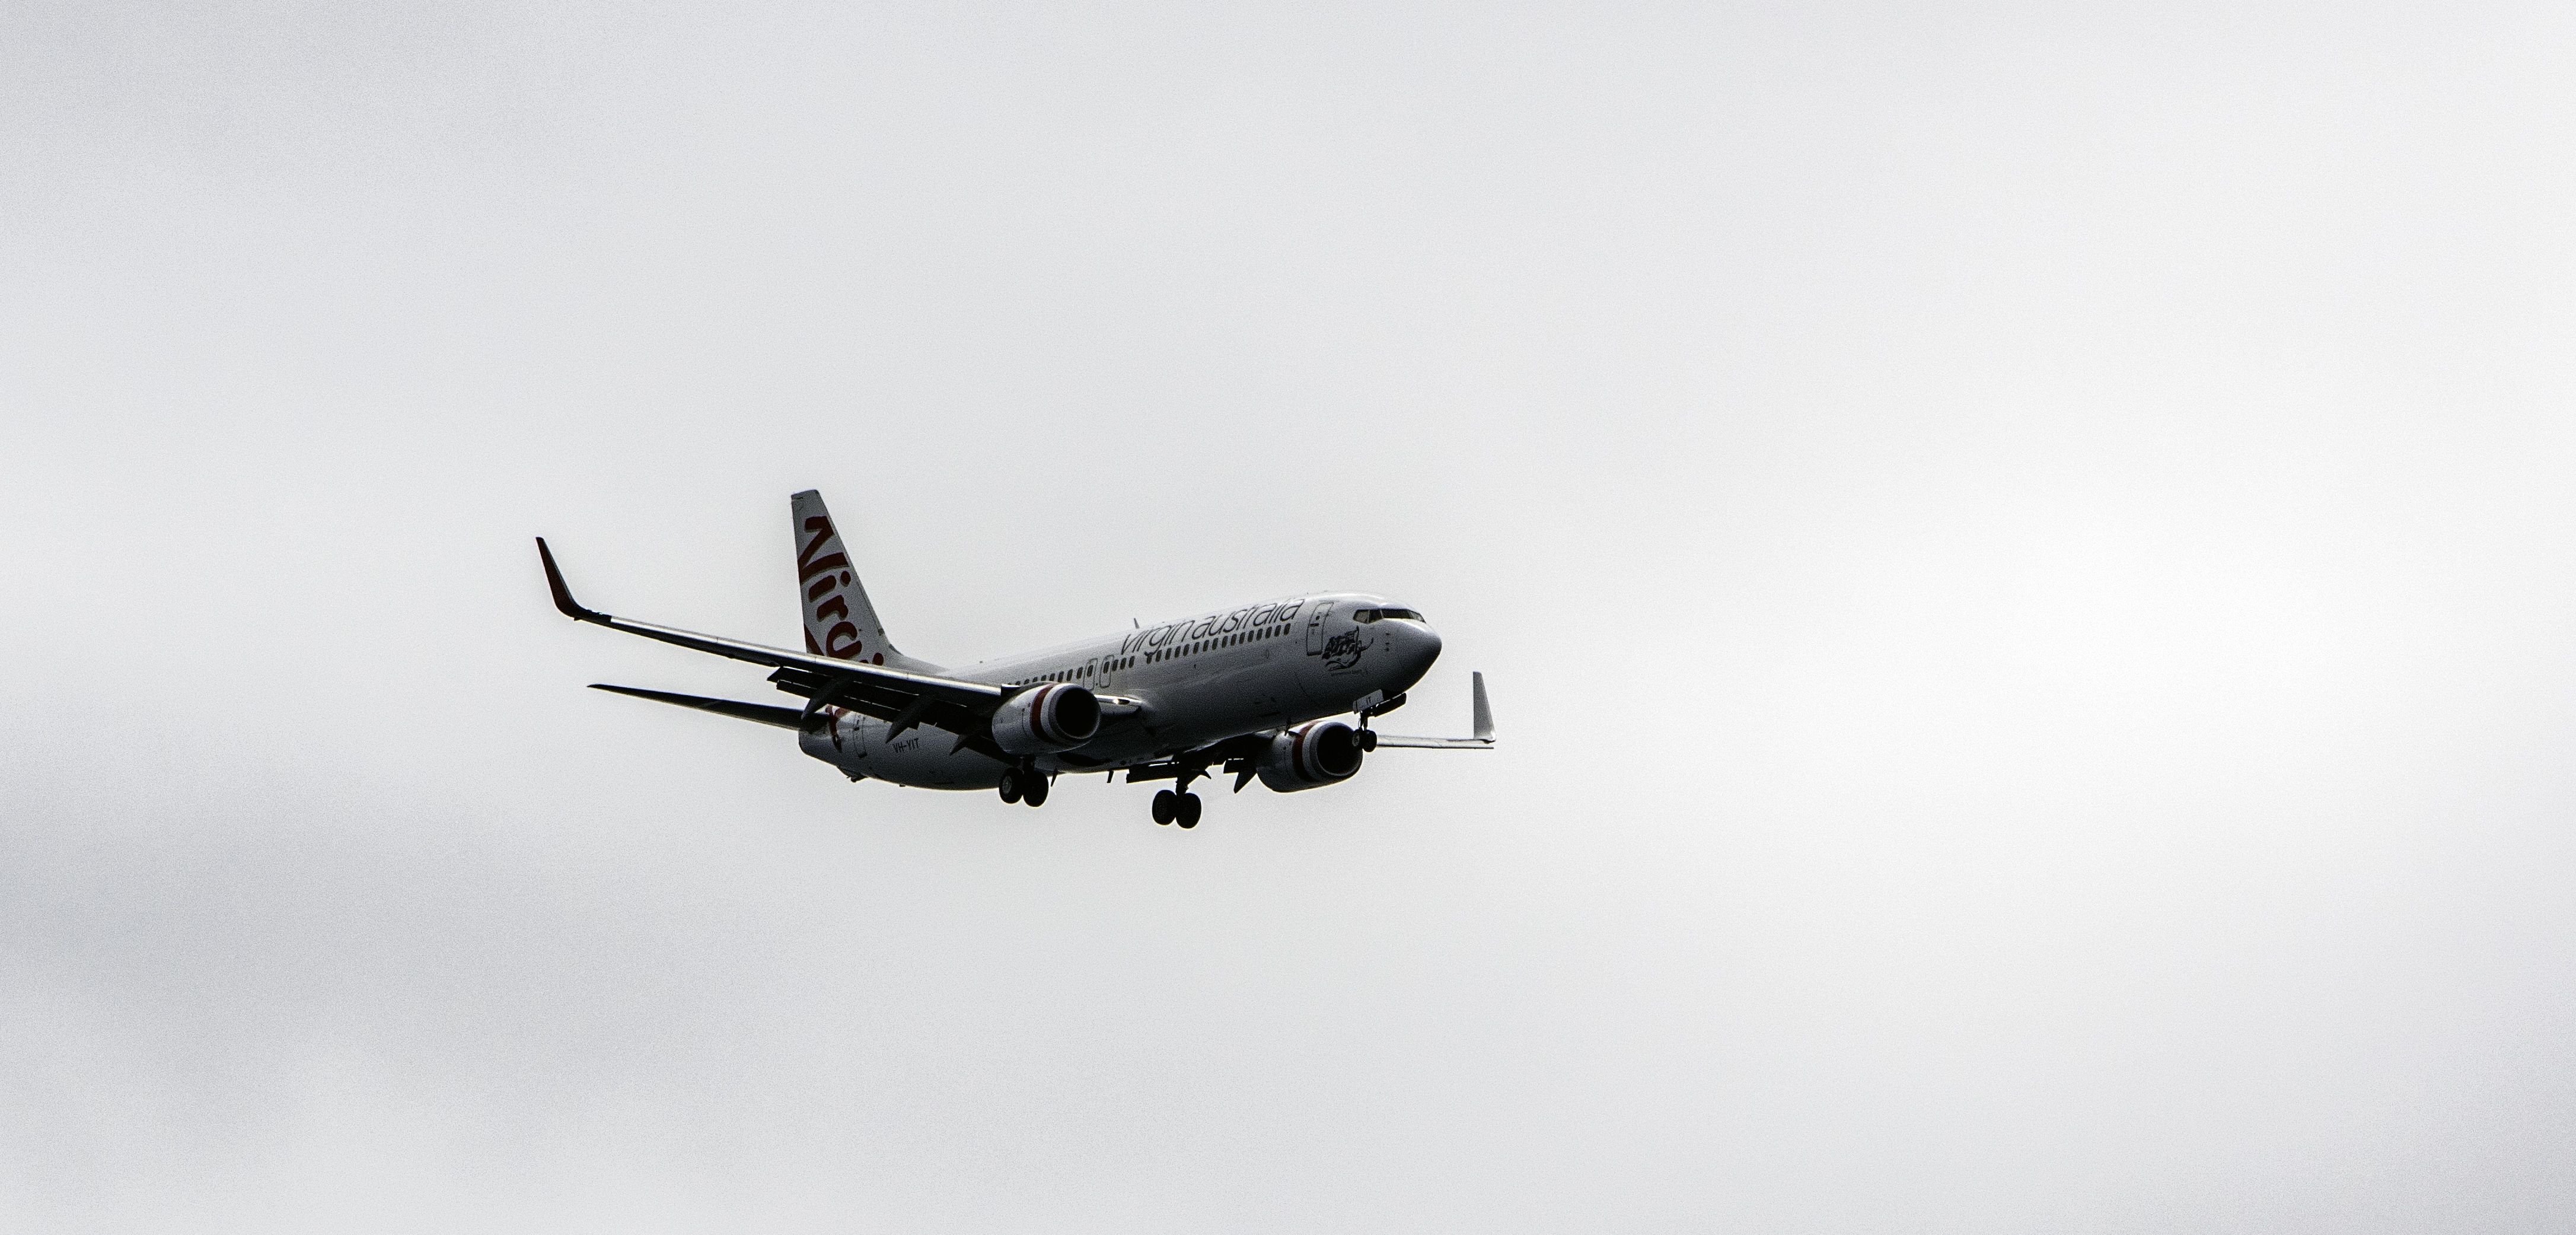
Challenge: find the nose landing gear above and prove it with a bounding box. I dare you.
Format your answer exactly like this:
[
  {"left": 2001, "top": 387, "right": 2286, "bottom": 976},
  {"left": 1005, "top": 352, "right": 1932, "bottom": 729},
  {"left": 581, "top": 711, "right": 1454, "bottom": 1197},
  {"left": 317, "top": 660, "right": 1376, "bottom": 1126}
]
[{"left": 1353, "top": 693, "right": 1400, "bottom": 752}]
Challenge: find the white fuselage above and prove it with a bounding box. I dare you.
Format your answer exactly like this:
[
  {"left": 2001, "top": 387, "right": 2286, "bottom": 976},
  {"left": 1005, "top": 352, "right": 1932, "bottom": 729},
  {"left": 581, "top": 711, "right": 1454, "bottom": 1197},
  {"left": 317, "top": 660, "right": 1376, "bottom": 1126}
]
[{"left": 797, "top": 591, "right": 1440, "bottom": 788}]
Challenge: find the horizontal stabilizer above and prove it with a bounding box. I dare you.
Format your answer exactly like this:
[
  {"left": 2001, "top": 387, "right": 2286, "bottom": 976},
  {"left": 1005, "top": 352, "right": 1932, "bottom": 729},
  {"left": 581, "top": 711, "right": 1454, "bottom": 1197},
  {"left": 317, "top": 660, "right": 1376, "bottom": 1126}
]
[{"left": 592, "top": 684, "right": 811, "bottom": 730}]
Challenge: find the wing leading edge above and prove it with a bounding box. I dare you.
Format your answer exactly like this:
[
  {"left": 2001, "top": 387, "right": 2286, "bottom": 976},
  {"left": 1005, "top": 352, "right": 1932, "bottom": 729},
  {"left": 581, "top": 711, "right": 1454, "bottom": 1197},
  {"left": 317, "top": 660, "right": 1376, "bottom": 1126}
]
[
  {"left": 539, "top": 537, "right": 1003, "bottom": 709},
  {"left": 540, "top": 537, "right": 1044, "bottom": 756}
]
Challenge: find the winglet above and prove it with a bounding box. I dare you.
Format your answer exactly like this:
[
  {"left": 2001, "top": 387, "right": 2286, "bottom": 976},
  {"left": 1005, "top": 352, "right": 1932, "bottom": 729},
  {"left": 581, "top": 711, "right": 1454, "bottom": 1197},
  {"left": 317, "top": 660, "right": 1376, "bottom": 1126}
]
[
  {"left": 1366, "top": 672, "right": 1496, "bottom": 749},
  {"left": 535, "top": 537, "right": 608, "bottom": 623}
]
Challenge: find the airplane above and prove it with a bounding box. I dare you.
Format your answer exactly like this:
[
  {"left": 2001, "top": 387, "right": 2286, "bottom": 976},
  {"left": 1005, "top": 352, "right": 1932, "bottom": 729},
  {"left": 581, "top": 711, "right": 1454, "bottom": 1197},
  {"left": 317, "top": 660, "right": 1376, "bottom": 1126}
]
[{"left": 537, "top": 489, "right": 1493, "bottom": 828}]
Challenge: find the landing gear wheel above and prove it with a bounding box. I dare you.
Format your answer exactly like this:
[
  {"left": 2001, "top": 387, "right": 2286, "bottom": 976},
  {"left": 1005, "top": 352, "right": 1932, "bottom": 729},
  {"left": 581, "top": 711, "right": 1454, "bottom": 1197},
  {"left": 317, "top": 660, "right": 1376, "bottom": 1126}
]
[
  {"left": 1176, "top": 792, "right": 1203, "bottom": 829},
  {"left": 1023, "top": 774, "right": 1049, "bottom": 807},
  {"left": 997, "top": 769, "right": 1023, "bottom": 804},
  {"left": 1151, "top": 790, "right": 1176, "bottom": 825},
  {"left": 1357, "top": 730, "right": 1378, "bottom": 752}
]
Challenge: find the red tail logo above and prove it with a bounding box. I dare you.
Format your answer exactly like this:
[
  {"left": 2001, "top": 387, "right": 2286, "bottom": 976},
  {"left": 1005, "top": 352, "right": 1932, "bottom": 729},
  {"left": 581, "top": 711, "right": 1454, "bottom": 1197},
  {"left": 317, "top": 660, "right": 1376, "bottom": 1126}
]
[{"left": 800, "top": 515, "right": 865, "bottom": 660}]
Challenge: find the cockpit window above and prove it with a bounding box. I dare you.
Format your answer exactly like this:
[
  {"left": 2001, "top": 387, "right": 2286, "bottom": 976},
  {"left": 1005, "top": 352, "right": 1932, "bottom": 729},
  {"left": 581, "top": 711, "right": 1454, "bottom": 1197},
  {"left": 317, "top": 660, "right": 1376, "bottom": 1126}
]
[{"left": 1352, "top": 607, "right": 1424, "bottom": 623}]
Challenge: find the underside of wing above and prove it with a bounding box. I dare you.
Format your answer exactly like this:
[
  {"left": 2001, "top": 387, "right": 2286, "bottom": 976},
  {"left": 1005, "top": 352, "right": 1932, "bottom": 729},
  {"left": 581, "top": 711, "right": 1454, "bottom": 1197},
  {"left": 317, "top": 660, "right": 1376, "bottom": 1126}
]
[
  {"left": 1369, "top": 671, "right": 1496, "bottom": 750},
  {"left": 591, "top": 684, "right": 810, "bottom": 729},
  {"left": 760, "top": 665, "right": 1002, "bottom": 752}
]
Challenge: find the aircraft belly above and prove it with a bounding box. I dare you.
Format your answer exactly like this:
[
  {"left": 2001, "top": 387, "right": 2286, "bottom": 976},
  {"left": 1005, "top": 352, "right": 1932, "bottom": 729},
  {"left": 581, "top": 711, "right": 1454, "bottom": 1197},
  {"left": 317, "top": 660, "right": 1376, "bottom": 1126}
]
[
  {"left": 793, "top": 654, "right": 1323, "bottom": 785},
  {"left": 1041, "top": 730, "right": 1159, "bottom": 772},
  {"left": 803, "top": 715, "right": 1007, "bottom": 790}
]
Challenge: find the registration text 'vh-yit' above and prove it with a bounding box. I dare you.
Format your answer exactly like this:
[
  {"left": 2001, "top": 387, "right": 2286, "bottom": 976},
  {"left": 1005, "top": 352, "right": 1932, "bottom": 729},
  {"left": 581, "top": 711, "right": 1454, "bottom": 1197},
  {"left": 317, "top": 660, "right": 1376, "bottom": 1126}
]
[{"left": 537, "top": 490, "right": 1493, "bottom": 828}]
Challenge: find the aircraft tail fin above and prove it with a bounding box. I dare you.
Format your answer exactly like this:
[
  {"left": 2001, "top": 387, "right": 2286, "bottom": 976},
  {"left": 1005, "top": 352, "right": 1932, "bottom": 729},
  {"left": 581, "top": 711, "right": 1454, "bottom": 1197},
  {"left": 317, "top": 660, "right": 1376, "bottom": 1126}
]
[{"left": 791, "top": 489, "right": 933, "bottom": 673}]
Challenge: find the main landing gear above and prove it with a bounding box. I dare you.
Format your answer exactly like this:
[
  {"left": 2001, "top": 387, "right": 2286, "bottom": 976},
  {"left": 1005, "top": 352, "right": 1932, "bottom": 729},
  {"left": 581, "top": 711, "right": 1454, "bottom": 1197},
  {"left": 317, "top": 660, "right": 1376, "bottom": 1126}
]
[
  {"left": 1150, "top": 788, "right": 1203, "bottom": 828},
  {"left": 1134, "top": 757, "right": 1235, "bottom": 829},
  {"left": 997, "top": 766, "right": 1050, "bottom": 807}
]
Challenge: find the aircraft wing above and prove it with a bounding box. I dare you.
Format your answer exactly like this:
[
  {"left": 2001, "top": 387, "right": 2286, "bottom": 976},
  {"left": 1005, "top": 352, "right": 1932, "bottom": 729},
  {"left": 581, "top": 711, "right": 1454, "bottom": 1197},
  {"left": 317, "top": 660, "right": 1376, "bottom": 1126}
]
[
  {"left": 541, "top": 537, "right": 1003, "bottom": 706},
  {"left": 538, "top": 539, "right": 1030, "bottom": 753},
  {"left": 1370, "top": 671, "right": 1496, "bottom": 750},
  {"left": 589, "top": 684, "right": 810, "bottom": 729}
]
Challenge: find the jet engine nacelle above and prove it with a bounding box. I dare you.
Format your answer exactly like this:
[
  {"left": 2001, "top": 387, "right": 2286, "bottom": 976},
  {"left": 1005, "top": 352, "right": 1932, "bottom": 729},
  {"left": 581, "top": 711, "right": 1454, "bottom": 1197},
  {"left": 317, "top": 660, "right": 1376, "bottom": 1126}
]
[
  {"left": 1256, "top": 720, "right": 1366, "bottom": 792},
  {"left": 990, "top": 683, "right": 1102, "bottom": 755}
]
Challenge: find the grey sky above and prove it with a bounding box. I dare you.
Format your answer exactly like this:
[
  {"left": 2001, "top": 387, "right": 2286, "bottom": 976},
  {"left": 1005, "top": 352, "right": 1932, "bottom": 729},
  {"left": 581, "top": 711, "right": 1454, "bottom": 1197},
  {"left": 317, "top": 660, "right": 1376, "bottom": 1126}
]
[{"left": 5, "top": 2, "right": 2572, "bottom": 1231}]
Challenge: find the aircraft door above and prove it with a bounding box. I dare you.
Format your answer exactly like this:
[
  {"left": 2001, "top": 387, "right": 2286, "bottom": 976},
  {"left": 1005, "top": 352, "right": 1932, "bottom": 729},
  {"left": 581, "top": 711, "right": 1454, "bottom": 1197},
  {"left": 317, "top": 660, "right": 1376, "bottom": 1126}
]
[{"left": 1305, "top": 601, "right": 1335, "bottom": 654}]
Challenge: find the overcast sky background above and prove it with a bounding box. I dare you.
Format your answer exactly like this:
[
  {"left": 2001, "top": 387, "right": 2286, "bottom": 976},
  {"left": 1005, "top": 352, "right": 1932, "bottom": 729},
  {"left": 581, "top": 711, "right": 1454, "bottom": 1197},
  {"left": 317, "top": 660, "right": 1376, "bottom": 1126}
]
[{"left": 5, "top": 2, "right": 2573, "bottom": 1230}]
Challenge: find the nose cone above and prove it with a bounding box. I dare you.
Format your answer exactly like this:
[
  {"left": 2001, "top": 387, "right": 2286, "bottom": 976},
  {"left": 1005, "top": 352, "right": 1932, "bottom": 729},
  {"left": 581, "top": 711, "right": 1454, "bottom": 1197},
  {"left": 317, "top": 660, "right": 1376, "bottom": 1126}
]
[{"left": 1386, "top": 620, "right": 1442, "bottom": 692}]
